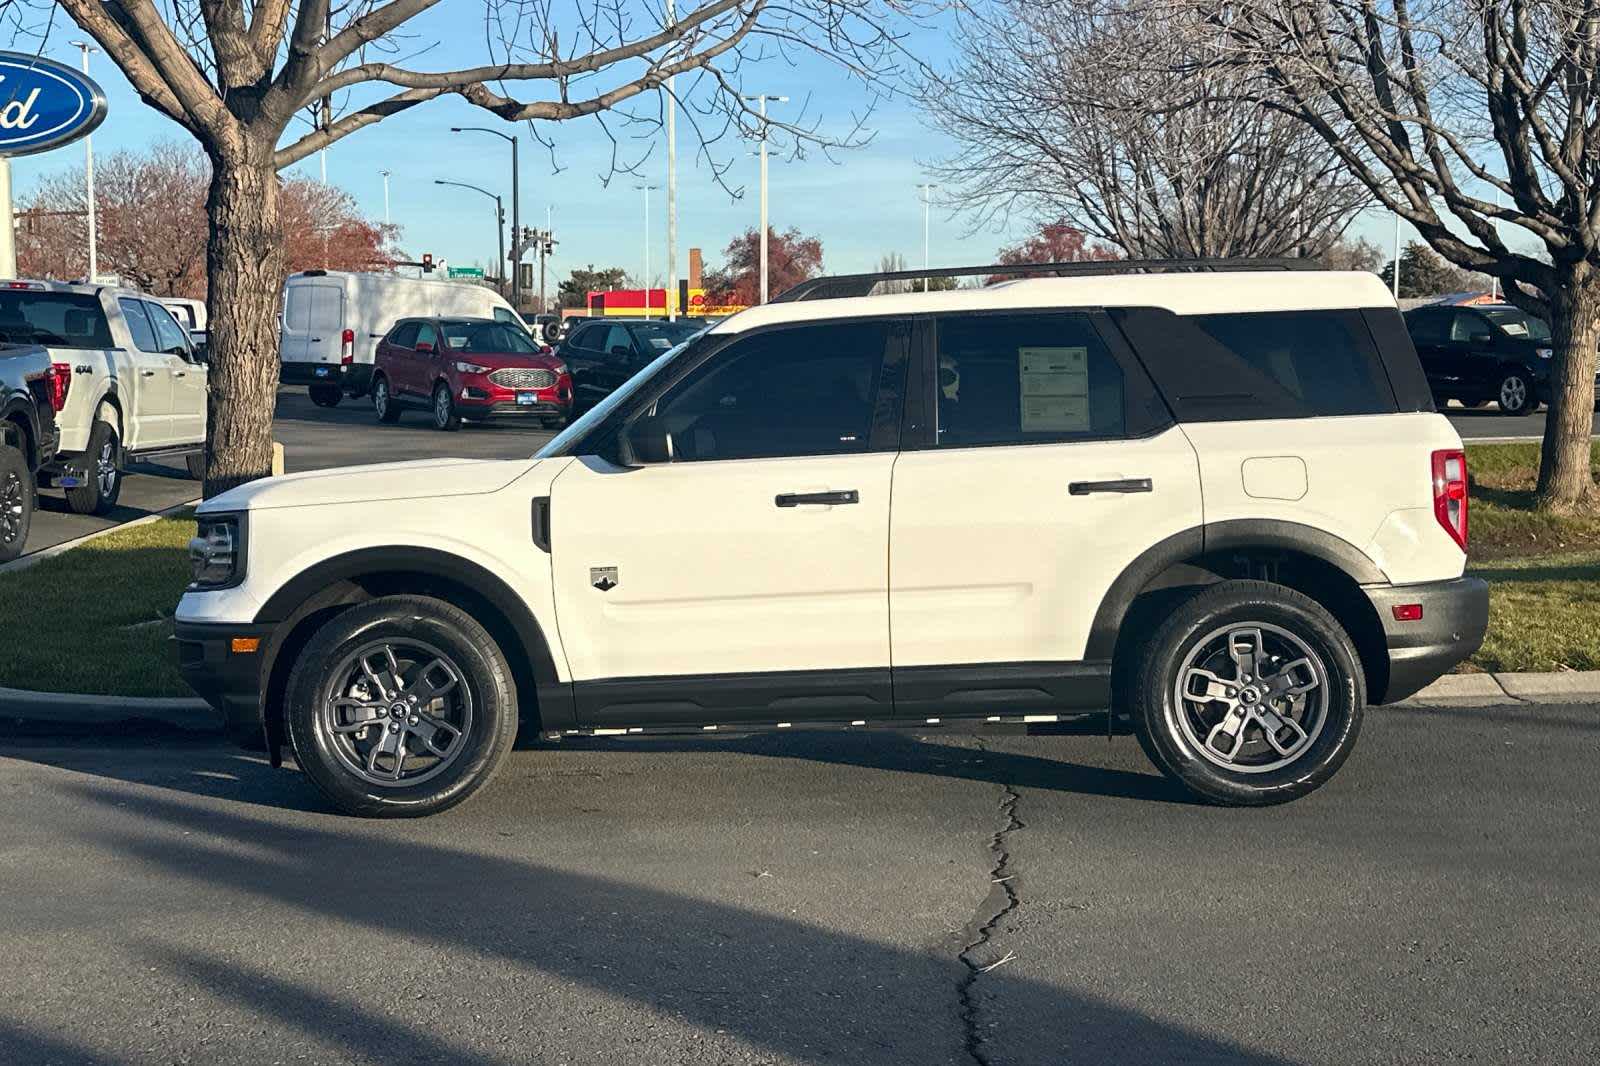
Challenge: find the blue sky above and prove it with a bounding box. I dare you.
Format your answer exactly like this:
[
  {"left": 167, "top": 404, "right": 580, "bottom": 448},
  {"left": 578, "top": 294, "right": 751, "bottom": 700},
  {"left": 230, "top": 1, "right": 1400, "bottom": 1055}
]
[{"left": 11, "top": 5, "right": 1417, "bottom": 284}]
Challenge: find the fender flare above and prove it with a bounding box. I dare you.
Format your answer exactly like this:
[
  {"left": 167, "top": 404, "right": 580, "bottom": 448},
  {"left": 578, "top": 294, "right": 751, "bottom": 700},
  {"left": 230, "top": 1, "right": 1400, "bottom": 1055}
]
[
  {"left": 254, "top": 545, "right": 573, "bottom": 730},
  {"left": 0, "top": 396, "right": 37, "bottom": 458},
  {"left": 1085, "top": 520, "right": 1387, "bottom": 661}
]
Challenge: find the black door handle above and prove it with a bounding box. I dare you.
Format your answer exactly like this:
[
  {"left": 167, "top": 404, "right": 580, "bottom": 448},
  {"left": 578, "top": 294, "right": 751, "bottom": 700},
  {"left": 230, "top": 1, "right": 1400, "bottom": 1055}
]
[
  {"left": 775, "top": 490, "right": 859, "bottom": 507},
  {"left": 1069, "top": 478, "right": 1153, "bottom": 496}
]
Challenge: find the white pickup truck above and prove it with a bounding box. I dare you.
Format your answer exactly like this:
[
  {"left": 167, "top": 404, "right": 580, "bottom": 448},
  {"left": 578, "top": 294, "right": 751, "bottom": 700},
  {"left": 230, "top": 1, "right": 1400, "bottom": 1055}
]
[{"left": 0, "top": 280, "right": 208, "bottom": 514}]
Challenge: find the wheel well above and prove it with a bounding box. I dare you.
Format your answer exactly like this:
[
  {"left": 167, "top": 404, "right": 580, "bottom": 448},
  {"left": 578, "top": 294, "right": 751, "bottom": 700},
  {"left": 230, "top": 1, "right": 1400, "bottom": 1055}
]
[
  {"left": 1111, "top": 547, "right": 1388, "bottom": 706},
  {"left": 97, "top": 394, "right": 123, "bottom": 437},
  {"left": 261, "top": 570, "right": 547, "bottom": 757},
  {"left": 2, "top": 411, "right": 33, "bottom": 469}
]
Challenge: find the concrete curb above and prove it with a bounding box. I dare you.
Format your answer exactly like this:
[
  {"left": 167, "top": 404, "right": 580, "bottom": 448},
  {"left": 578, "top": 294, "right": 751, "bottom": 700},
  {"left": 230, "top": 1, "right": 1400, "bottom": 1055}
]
[{"left": 0, "top": 672, "right": 1595, "bottom": 739}]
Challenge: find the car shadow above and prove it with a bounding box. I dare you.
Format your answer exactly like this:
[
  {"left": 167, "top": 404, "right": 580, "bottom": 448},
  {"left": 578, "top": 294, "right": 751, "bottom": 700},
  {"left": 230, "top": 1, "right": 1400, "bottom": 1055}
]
[{"left": 0, "top": 781, "right": 1299, "bottom": 1066}]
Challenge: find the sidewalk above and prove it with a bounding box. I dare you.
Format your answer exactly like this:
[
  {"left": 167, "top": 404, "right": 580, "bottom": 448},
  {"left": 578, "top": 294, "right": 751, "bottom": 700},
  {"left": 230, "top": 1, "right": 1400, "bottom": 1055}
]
[{"left": 2, "top": 672, "right": 1596, "bottom": 737}]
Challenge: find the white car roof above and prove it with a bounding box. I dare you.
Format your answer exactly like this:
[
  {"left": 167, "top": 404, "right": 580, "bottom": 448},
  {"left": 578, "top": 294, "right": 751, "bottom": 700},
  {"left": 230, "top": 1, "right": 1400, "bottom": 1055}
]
[{"left": 709, "top": 270, "right": 1397, "bottom": 335}]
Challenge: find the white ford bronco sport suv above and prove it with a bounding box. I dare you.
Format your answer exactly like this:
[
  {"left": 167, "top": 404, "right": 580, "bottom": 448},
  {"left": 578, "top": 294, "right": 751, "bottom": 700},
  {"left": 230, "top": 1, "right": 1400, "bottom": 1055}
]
[
  {"left": 0, "top": 279, "right": 209, "bottom": 514},
  {"left": 177, "top": 260, "right": 1488, "bottom": 817}
]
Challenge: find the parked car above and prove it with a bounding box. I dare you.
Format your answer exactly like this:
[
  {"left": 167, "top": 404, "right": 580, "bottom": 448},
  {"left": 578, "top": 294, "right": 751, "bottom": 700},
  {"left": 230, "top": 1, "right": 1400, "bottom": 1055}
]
[
  {"left": 161, "top": 296, "right": 208, "bottom": 352},
  {"left": 1403, "top": 303, "right": 1562, "bottom": 415},
  {"left": 0, "top": 342, "right": 64, "bottom": 560},
  {"left": 557, "top": 318, "right": 705, "bottom": 410},
  {"left": 280, "top": 271, "right": 530, "bottom": 408},
  {"left": 0, "top": 280, "right": 206, "bottom": 514},
  {"left": 178, "top": 259, "right": 1488, "bottom": 818},
  {"left": 371, "top": 316, "right": 573, "bottom": 431}
]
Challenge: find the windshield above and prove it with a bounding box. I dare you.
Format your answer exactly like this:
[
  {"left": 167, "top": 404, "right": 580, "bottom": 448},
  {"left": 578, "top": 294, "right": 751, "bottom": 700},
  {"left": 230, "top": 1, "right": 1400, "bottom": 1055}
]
[
  {"left": 1482, "top": 308, "right": 1552, "bottom": 342},
  {"left": 536, "top": 337, "right": 704, "bottom": 457},
  {"left": 631, "top": 322, "right": 705, "bottom": 352},
  {"left": 0, "top": 291, "right": 112, "bottom": 349},
  {"left": 440, "top": 320, "right": 541, "bottom": 354}
]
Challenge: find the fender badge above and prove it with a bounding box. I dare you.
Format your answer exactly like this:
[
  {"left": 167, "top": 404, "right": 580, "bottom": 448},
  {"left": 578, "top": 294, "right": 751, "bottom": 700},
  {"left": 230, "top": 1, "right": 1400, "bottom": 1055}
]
[{"left": 591, "top": 566, "right": 618, "bottom": 592}]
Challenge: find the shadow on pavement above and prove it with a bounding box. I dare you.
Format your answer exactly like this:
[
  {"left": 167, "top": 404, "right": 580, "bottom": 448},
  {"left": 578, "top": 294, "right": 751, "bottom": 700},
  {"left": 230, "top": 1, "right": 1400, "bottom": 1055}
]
[{"left": 3, "top": 781, "right": 1296, "bottom": 1066}]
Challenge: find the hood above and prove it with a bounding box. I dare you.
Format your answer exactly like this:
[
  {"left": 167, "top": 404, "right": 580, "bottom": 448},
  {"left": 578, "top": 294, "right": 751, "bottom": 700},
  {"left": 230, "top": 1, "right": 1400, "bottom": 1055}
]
[
  {"left": 447, "top": 350, "right": 565, "bottom": 369},
  {"left": 200, "top": 457, "right": 537, "bottom": 513}
]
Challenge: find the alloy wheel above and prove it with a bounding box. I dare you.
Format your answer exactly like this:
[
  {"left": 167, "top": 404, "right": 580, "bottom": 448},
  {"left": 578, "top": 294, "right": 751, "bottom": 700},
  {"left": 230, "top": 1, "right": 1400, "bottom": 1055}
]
[
  {"left": 318, "top": 638, "right": 474, "bottom": 788},
  {"left": 1171, "top": 622, "right": 1329, "bottom": 774},
  {"left": 434, "top": 387, "right": 450, "bottom": 427},
  {"left": 0, "top": 467, "right": 24, "bottom": 546},
  {"left": 1500, "top": 375, "right": 1528, "bottom": 412},
  {"left": 96, "top": 438, "right": 118, "bottom": 497},
  {"left": 374, "top": 380, "right": 389, "bottom": 416}
]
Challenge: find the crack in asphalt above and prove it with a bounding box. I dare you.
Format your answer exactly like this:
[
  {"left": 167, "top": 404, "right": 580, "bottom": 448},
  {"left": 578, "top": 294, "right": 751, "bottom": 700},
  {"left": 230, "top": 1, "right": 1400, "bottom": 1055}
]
[{"left": 956, "top": 750, "right": 1024, "bottom": 1066}]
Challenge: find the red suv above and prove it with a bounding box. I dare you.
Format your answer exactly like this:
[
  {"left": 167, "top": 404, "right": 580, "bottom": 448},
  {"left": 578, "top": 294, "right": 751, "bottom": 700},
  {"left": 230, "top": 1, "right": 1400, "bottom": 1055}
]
[{"left": 370, "top": 316, "right": 574, "bottom": 431}]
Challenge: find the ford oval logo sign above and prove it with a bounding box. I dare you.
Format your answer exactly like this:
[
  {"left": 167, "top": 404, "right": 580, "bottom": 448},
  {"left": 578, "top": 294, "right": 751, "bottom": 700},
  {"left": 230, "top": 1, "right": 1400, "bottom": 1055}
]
[{"left": 0, "top": 52, "right": 107, "bottom": 157}]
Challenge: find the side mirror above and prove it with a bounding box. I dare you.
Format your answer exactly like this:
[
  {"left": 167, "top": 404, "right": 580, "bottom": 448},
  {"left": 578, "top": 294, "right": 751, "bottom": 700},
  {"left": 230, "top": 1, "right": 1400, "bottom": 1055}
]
[
  {"left": 415, "top": 341, "right": 435, "bottom": 354},
  {"left": 1469, "top": 332, "right": 1493, "bottom": 346},
  {"left": 621, "top": 415, "right": 674, "bottom": 465}
]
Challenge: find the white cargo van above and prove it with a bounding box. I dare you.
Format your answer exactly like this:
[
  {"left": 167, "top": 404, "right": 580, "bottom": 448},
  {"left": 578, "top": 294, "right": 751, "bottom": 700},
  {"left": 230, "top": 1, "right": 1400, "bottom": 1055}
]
[{"left": 280, "top": 271, "right": 528, "bottom": 406}]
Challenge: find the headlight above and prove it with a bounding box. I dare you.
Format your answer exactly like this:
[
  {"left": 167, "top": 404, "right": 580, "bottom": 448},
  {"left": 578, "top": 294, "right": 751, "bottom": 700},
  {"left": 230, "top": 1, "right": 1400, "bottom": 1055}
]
[
  {"left": 1536, "top": 347, "right": 1553, "bottom": 359},
  {"left": 455, "top": 361, "right": 491, "bottom": 374},
  {"left": 189, "top": 513, "right": 245, "bottom": 589},
  {"left": 552, "top": 362, "right": 569, "bottom": 376}
]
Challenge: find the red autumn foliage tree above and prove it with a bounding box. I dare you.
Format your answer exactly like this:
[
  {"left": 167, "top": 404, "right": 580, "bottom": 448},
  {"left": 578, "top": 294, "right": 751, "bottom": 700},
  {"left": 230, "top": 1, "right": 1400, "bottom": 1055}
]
[
  {"left": 16, "top": 142, "right": 396, "bottom": 298},
  {"left": 988, "top": 221, "right": 1119, "bottom": 282},
  {"left": 704, "top": 226, "right": 824, "bottom": 304}
]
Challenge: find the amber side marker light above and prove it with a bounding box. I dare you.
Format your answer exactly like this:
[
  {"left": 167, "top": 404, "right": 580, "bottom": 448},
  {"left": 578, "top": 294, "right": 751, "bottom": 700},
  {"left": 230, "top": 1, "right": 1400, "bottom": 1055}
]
[
  {"left": 1391, "top": 604, "right": 1424, "bottom": 622},
  {"left": 231, "top": 637, "right": 261, "bottom": 654}
]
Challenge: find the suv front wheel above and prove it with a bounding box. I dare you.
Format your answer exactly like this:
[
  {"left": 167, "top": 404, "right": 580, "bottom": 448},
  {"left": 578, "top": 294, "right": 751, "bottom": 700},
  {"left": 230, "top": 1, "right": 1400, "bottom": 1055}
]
[
  {"left": 1126, "top": 580, "right": 1364, "bottom": 806},
  {"left": 285, "top": 595, "right": 519, "bottom": 817}
]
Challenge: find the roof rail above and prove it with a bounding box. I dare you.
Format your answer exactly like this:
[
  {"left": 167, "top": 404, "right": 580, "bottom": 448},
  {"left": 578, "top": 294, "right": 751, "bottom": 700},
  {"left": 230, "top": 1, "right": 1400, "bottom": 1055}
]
[{"left": 771, "top": 257, "right": 1324, "bottom": 303}]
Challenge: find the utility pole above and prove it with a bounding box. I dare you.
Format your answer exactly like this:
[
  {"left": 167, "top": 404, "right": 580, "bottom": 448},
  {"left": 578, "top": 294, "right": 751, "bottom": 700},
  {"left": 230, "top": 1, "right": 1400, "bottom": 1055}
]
[
  {"left": 452, "top": 127, "right": 521, "bottom": 308},
  {"left": 918, "top": 183, "right": 938, "bottom": 292},
  {"left": 70, "top": 41, "right": 99, "bottom": 282},
  {"left": 1392, "top": 211, "right": 1401, "bottom": 299},
  {"left": 635, "top": 184, "right": 658, "bottom": 307},
  {"left": 434, "top": 179, "right": 503, "bottom": 285},
  {"left": 380, "top": 170, "right": 391, "bottom": 227},
  {"left": 666, "top": 0, "right": 678, "bottom": 321},
  {"left": 742, "top": 94, "right": 787, "bottom": 303}
]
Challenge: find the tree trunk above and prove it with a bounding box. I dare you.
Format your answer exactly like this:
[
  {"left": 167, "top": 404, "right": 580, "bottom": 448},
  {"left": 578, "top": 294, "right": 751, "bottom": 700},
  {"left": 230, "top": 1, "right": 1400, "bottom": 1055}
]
[
  {"left": 1536, "top": 272, "right": 1600, "bottom": 512},
  {"left": 201, "top": 152, "right": 285, "bottom": 498}
]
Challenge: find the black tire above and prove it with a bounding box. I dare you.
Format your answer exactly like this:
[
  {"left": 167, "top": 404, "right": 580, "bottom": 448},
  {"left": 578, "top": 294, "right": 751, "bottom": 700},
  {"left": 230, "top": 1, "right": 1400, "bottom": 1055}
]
[
  {"left": 1125, "top": 580, "right": 1364, "bottom": 807},
  {"left": 372, "top": 374, "right": 401, "bottom": 423},
  {"left": 0, "top": 443, "right": 32, "bottom": 562},
  {"left": 431, "top": 382, "right": 461, "bottom": 432},
  {"left": 186, "top": 452, "right": 206, "bottom": 480},
  {"left": 1496, "top": 372, "right": 1535, "bottom": 415},
  {"left": 64, "top": 417, "right": 122, "bottom": 516},
  {"left": 541, "top": 412, "right": 569, "bottom": 431},
  {"left": 309, "top": 383, "right": 342, "bottom": 408},
  {"left": 284, "top": 595, "right": 519, "bottom": 818}
]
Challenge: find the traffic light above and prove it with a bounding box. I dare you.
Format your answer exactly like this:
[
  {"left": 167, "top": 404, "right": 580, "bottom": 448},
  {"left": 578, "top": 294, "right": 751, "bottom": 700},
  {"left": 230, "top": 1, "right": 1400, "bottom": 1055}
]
[{"left": 421, "top": 253, "right": 434, "bottom": 273}]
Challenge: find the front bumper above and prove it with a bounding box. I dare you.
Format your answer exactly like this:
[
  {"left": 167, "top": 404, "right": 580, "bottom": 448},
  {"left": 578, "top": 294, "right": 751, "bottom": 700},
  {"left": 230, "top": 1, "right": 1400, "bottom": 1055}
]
[
  {"left": 1363, "top": 577, "right": 1490, "bottom": 703},
  {"left": 175, "top": 620, "right": 273, "bottom": 749},
  {"left": 459, "top": 399, "right": 570, "bottom": 421}
]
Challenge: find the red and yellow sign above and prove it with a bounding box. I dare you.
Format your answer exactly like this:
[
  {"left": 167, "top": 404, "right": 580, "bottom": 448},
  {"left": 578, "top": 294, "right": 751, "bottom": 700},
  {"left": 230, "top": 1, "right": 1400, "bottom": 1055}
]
[{"left": 586, "top": 288, "right": 746, "bottom": 317}]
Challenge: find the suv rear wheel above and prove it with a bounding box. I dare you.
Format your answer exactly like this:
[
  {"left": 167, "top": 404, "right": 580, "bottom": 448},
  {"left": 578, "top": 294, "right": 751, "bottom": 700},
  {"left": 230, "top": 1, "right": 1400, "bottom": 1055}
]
[
  {"left": 309, "top": 383, "right": 342, "bottom": 408},
  {"left": 0, "top": 443, "right": 32, "bottom": 562},
  {"left": 284, "top": 595, "right": 519, "bottom": 817},
  {"left": 1126, "top": 580, "right": 1364, "bottom": 806},
  {"left": 64, "top": 417, "right": 122, "bottom": 516}
]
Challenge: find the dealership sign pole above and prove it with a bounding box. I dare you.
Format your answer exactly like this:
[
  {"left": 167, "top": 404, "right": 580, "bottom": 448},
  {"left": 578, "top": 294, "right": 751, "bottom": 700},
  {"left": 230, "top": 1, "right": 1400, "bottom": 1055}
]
[{"left": 0, "top": 52, "right": 109, "bottom": 277}]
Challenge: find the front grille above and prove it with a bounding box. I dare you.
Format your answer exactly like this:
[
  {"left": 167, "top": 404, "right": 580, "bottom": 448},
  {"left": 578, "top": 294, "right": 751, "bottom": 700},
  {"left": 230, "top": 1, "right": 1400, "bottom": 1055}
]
[{"left": 489, "top": 368, "right": 557, "bottom": 390}]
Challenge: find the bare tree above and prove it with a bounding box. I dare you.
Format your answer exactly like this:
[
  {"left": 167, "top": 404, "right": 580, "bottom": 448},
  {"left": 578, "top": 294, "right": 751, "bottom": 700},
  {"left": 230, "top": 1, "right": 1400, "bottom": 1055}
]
[
  {"left": 922, "top": 0, "right": 1370, "bottom": 259},
  {"left": 1187, "top": 0, "right": 1600, "bottom": 510},
  {"left": 10, "top": 0, "right": 917, "bottom": 494}
]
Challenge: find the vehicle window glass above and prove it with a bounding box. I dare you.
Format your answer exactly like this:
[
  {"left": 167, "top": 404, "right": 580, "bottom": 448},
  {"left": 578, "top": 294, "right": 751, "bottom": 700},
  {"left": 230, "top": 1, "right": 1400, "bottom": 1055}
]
[
  {"left": 441, "top": 320, "right": 539, "bottom": 353},
  {"left": 415, "top": 322, "right": 439, "bottom": 350},
  {"left": 601, "top": 325, "right": 635, "bottom": 361},
  {"left": 1449, "top": 312, "right": 1487, "bottom": 343},
  {"left": 0, "top": 291, "right": 112, "bottom": 348},
  {"left": 307, "top": 286, "right": 342, "bottom": 333},
  {"left": 566, "top": 324, "right": 600, "bottom": 352},
  {"left": 1187, "top": 310, "right": 1395, "bottom": 417},
  {"left": 146, "top": 302, "right": 192, "bottom": 357},
  {"left": 284, "top": 287, "right": 311, "bottom": 332},
  {"left": 389, "top": 321, "right": 419, "bottom": 348},
  {"left": 934, "top": 313, "right": 1124, "bottom": 447},
  {"left": 648, "top": 321, "right": 890, "bottom": 461},
  {"left": 118, "top": 298, "right": 159, "bottom": 352},
  {"left": 492, "top": 307, "right": 523, "bottom": 329},
  {"left": 1406, "top": 311, "right": 1448, "bottom": 344},
  {"left": 1482, "top": 307, "right": 1551, "bottom": 341},
  {"left": 631, "top": 322, "right": 704, "bottom": 354}
]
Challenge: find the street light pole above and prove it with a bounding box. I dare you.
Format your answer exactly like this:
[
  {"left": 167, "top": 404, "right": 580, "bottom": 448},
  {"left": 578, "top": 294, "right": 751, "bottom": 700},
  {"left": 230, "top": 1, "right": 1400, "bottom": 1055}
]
[
  {"left": 635, "top": 184, "right": 658, "bottom": 308},
  {"left": 434, "top": 179, "right": 503, "bottom": 283},
  {"left": 666, "top": 0, "right": 678, "bottom": 321},
  {"left": 742, "top": 94, "right": 787, "bottom": 303},
  {"left": 451, "top": 127, "right": 521, "bottom": 307},
  {"left": 380, "top": 170, "right": 391, "bottom": 227},
  {"left": 918, "top": 183, "right": 938, "bottom": 293},
  {"left": 69, "top": 41, "right": 99, "bottom": 282}
]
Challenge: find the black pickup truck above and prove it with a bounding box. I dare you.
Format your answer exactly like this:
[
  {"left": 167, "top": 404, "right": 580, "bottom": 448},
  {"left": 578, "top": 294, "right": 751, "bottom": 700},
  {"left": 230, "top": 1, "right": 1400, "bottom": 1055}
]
[{"left": 1, "top": 344, "right": 63, "bottom": 561}]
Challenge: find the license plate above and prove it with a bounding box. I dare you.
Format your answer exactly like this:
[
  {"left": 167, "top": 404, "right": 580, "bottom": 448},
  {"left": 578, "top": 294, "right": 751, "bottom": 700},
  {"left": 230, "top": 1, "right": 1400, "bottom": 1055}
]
[
  {"left": 314, "top": 366, "right": 330, "bottom": 377},
  {"left": 516, "top": 392, "right": 536, "bottom": 406}
]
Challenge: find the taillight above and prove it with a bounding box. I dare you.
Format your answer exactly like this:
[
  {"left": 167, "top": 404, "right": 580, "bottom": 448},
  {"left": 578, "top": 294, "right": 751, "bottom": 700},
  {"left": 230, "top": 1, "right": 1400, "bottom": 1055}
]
[
  {"left": 48, "top": 362, "right": 71, "bottom": 411},
  {"left": 341, "top": 328, "right": 354, "bottom": 364},
  {"left": 1432, "top": 449, "right": 1468, "bottom": 551}
]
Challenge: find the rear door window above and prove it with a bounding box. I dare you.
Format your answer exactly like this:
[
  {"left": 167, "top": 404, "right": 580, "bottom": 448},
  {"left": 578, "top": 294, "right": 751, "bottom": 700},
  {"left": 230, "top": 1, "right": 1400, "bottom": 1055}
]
[
  {"left": 388, "top": 321, "right": 420, "bottom": 348},
  {"left": 1406, "top": 311, "right": 1448, "bottom": 344}
]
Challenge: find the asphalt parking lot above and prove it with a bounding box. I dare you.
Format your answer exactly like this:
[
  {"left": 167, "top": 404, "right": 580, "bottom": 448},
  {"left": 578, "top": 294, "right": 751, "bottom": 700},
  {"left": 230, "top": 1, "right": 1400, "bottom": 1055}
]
[{"left": 1, "top": 701, "right": 1595, "bottom": 1064}]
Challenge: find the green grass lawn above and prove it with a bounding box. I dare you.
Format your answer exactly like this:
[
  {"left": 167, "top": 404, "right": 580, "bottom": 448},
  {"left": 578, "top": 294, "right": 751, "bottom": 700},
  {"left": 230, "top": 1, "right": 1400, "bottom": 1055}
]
[
  {"left": 0, "top": 512, "right": 196, "bottom": 696},
  {"left": 0, "top": 442, "right": 1594, "bottom": 699}
]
